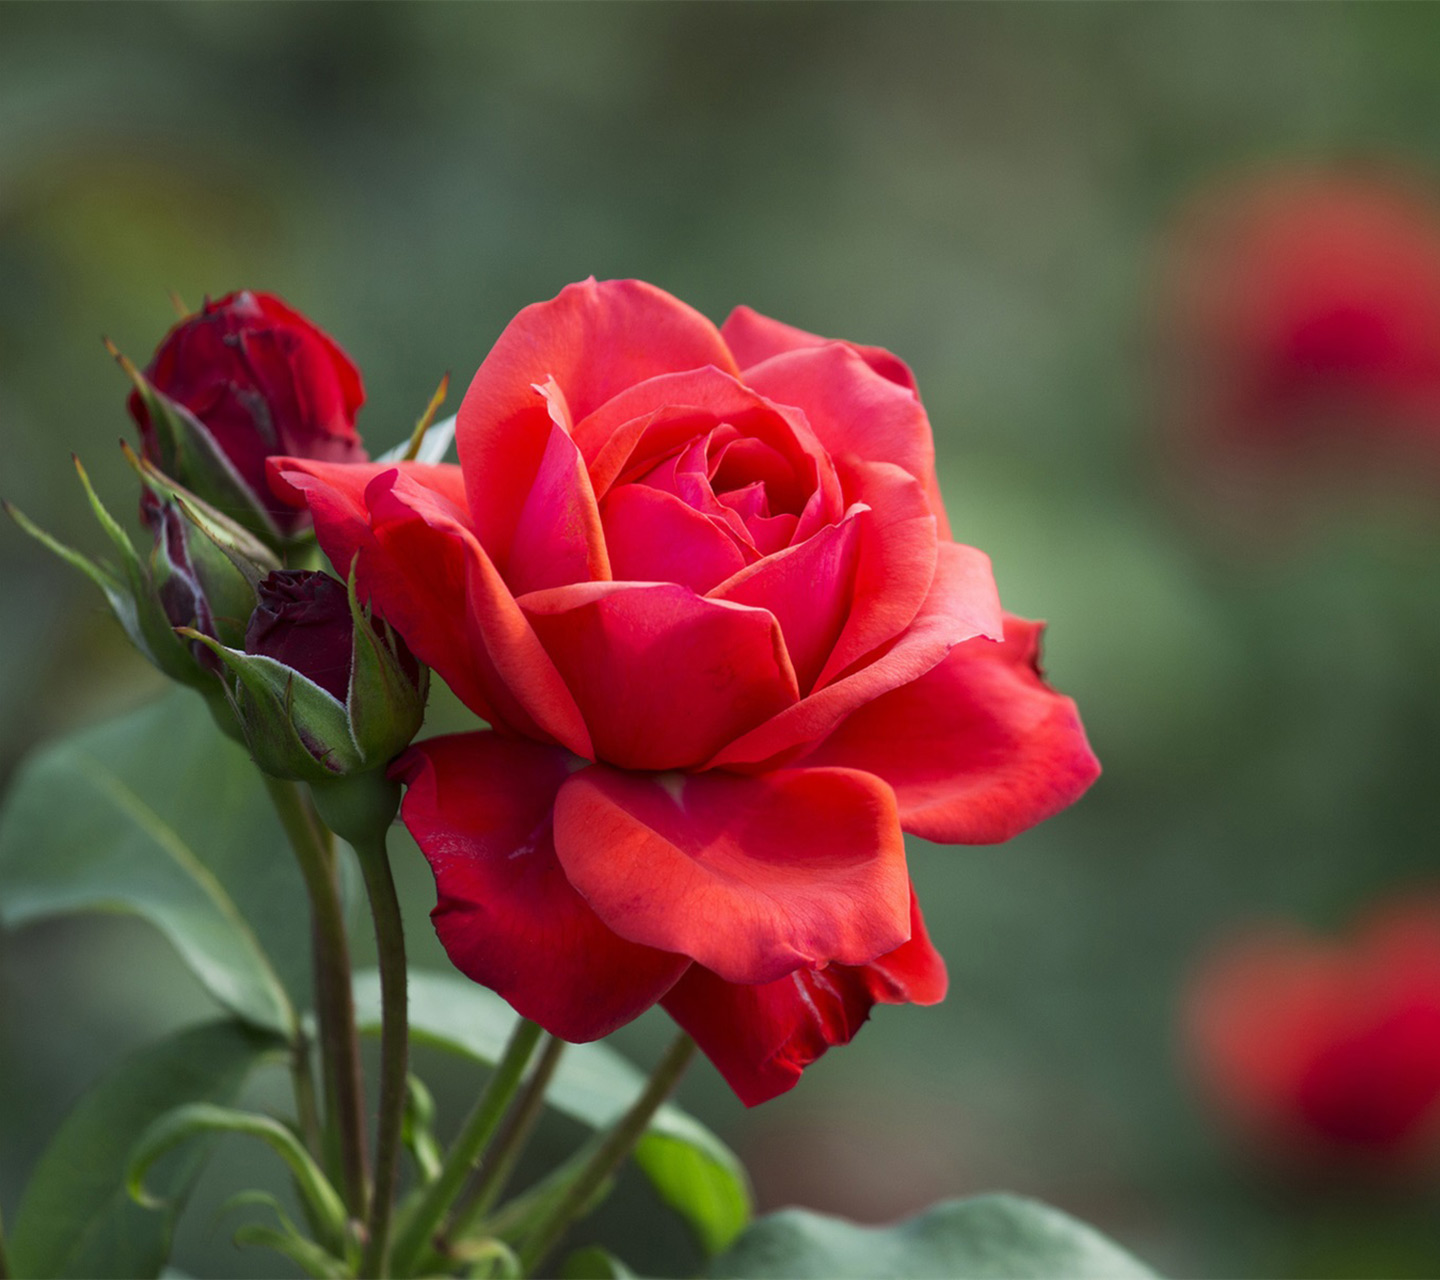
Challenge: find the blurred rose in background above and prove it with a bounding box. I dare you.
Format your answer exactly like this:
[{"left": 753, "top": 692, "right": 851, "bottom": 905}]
[{"left": 1185, "top": 895, "right": 1440, "bottom": 1175}]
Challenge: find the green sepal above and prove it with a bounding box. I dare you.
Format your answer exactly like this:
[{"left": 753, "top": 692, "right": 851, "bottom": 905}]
[
  {"left": 344, "top": 567, "right": 427, "bottom": 763},
  {"left": 231, "top": 1225, "right": 350, "bottom": 1280},
  {"left": 125, "top": 1102, "right": 349, "bottom": 1256},
  {"left": 403, "top": 1074, "right": 444, "bottom": 1187},
  {"left": 110, "top": 340, "right": 284, "bottom": 546},
  {"left": 182, "top": 632, "right": 363, "bottom": 782}
]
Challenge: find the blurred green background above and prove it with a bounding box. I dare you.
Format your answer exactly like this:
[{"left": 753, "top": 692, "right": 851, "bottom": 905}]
[{"left": 7, "top": 4, "right": 1440, "bottom": 1277}]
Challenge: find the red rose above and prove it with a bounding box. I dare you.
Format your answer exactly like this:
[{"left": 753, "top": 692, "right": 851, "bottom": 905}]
[
  {"left": 270, "top": 279, "right": 1098, "bottom": 1104},
  {"left": 131, "top": 290, "right": 367, "bottom": 537},
  {"left": 1162, "top": 168, "right": 1440, "bottom": 486},
  {"left": 1184, "top": 898, "right": 1440, "bottom": 1167}
]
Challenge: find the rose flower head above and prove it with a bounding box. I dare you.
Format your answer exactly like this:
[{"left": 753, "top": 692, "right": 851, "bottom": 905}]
[
  {"left": 120, "top": 290, "right": 367, "bottom": 544},
  {"left": 270, "top": 279, "right": 1099, "bottom": 1105},
  {"left": 183, "top": 568, "right": 426, "bottom": 790},
  {"left": 1161, "top": 166, "right": 1440, "bottom": 501},
  {"left": 1184, "top": 896, "right": 1440, "bottom": 1173}
]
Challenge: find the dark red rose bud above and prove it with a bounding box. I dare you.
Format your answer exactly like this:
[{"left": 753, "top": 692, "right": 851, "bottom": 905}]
[
  {"left": 245, "top": 570, "right": 356, "bottom": 702},
  {"left": 130, "top": 290, "right": 366, "bottom": 539}
]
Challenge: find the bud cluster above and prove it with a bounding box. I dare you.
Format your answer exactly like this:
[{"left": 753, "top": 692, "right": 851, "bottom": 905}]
[{"left": 8, "top": 291, "right": 427, "bottom": 783}]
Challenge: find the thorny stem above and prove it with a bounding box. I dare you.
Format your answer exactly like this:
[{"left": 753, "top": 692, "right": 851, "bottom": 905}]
[
  {"left": 450, "top": 1036, "right": 567, "bottom": 1237},
  {"left": 263, "top": 777, "right": 369, "bottom": 1220},
  {"left": 517, "top": 1033, "right": 697, "bottom": 1277},
  {"left": 390, "top": 1019, "right": 544, "bottom": 1277},
  {"left": 354, "top": 831, "right": 408, "bottom": 1279}
]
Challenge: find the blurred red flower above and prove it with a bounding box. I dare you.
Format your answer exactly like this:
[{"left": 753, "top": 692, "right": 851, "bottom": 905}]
[
  {"left": 1184, "top": 897, "right": 1440, "bottom": 1169},
  {"left": 1161, "top": 167, "right": 1440, "bottom": 489},
  {"left": 272, "top": 279, "right": 1099, "bottom": 1104}
]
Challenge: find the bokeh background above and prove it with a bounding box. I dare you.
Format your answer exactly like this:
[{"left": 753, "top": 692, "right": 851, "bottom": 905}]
[{"left": 7, "top": 5, "right": 1440, "bottom": 1277}]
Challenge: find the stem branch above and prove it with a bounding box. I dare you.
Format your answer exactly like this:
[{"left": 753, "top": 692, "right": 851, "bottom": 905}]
[
  {"left": 355, "top": 832, "right": 408, "bottom": 1279},
  {"left": 518, "top": 1033, "right": 696, "bottom": 1276},
  {"left": 264, "top": 776, "right": 368, "bottom": 1219},
  {"left": 390, "top": 1019, "right": 543, "bottom": 1276}
]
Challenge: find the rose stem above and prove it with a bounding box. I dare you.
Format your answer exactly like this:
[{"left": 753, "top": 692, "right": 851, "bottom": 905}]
[
  {"left": 448, "top": 1035, "right": 567, "bottom": 1237},
  {"left": 289, "top": 1022, "right": 324, "bottom": 1163},
  {"left": 354, "top": 831, "right": 408, "bottom": 1279},
  {"left": 389, "top": 1018, "right": 544, "bottom": 1277},
  {"left": 264, "top": 777, "right": 369, "bottom": 1219},
  {"left": 517, "top": 1032, "right": 697, "bottom": 1277}
]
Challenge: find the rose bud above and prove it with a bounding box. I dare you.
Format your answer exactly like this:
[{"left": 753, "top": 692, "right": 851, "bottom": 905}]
[
  {"left": 1184, "top": 896, "right": 1440, "bottom": 1175},
  {"left": 183, "top": 569, "right": 426, "bottom": 802},
  {"left": 117, "top": 290, "right": 367, "bottom": 545},
  {"left": 6, "top": 446, "right": 277, "bottom": 727},
  {"left": 272, "top": 278, "right": 1099, "bottom": 1105}
]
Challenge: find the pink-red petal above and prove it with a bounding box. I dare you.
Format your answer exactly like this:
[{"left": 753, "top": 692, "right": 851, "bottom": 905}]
[
  {"left": 395, "top": 733, "right": 689, "bottom": 1042},
  {"left": 662, "top": 889, "right": 946, "bottom": 1106},
  {"left": 519, "top": 581, "right": 798, "bottom": 770},
  {"left": 741, "top": 342, "right": 951, "bottom": 536},
  {"left": 552, "top": 764, "right": 910, "bottom": 985},
  {"left": 601, "top": 484, "right": 748, "bottom": 594},
  {"left": 505, "top": 421, "right": 610, "bottom": 594},
  {"left": 721, "top": 305, "right": 921, "bottom": 396},
  {"left": 802, "top": 615, "right": 1100, "bottom": 844},
  {"left": 709, "top": 539, "right": 1002, "bottom": 770}
]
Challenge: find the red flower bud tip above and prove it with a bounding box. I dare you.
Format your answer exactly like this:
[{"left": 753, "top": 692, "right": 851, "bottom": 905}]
[
  {"left": 128, "top": 290, "right": 367, "bottom": 540},
  {"left": 244, "top": 570, "right": 356, "bottom": 703},
  {"left": 1184, "top": 895, "right": 1440, "bottom": 1175}
]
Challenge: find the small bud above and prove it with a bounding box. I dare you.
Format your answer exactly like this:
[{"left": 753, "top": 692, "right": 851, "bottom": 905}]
[
  {"left": 187, "top": 569, "right": 426, "bottom": 785},
  {"left": 118, "top": 290, "right": 367, "bottom": 546}
]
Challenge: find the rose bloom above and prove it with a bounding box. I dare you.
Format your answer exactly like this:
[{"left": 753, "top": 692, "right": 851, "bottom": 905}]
[
  {"left": 271, "top": 279, "right": 1098, "bottom": 1104},
  {"left": 1184, "top": 898, "right": 1440, "bottom": 1169},
  {"left": 132, "top": 290, "right": 367, "bottom": 536},
  {"left": 1161, "top": 168, "right": 1440, "bottom": 488}
]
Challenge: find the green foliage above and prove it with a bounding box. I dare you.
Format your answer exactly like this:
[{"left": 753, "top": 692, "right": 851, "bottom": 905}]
[
  {"left": 561, "top": 1245, "right": 637, "bottom": 1279},
  {"left": 707, "top": 1194, "right": 1160, "bottom": 1280},
  {"left": 0, "top": 691, "right": 312, "bottom": 1034},
  {"left": 354, "top": 968, "right": 754, "bottom": 1255},
  {"left": 7, "top": 1021, "right": 284, "bottom": 1280}
]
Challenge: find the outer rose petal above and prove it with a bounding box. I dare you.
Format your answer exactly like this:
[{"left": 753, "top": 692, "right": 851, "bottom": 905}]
[
  {"left": 519, "top": 581, "right": 799, "bottom": 771},
  {"left": 458, "top": 279, "right": 739, "bottom": 567},
  {"left": 709, "top": 540, "right": 1002, "bottom": 771},
  {"left": 552, "top": 764, "right": 910, "bottom": 985},
  {"left": 662, "top": 889, "right": 947, "bottom": 1106},
  {"left": 801, "top": 616, "right": 1100, "bottom": 843},
  {"left": 395, "top": 734, "right": 689, "bottom": 1042},
  {"left": 268, "top": 457, "right": 468, "bottom": 577},
  {"left": 721, "top": 305, "right": 921, "bottom": 396},
  {"left": 737, "top": 338, "right": 951, "bottom": 537},
  {"left": 271, "top": 458, "right": 592, "bottom": 756}
]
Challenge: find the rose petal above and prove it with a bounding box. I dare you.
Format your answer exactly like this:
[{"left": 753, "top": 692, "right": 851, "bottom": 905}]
[
  {"left": 801, "top": 615, "right": 1100, "bottom": 843},
  {"left": 520, "top": 581, "right": 799, "bottom": 770},
  {"left": 365, "top": 471, "right": 593, "bottom": 756},
  {"left": 709, "top": 516, "right": 861, "bottom": 694},
  {"left": 709, "top": 540, "right": 1002, "bottom": 770},
  {"left": 661, "top": 888, "right": 946, "bottom": 1106},
  {"left": 742, "top": 342, "right": 951, "bottom": 536},
  {"left": 721, "top": 304, "right": 920, "bottom": 395},
  {"left": 459, "top": 279, "right": 739, "bottom": 564},
  {"left": 812, "top": 459, "right": 938, "bottom": 691},
  {"left": 395, "top": 734, "right": 689, "bottom": 1042},
  {"left": 268, "top": 457, "right": 468, "bottom": 577},
  {"left": 552, "top": 763, "right": 910, "bottom": 985},
  {"left": 601, "top": 484, "right": 748, "bottom": 594},
  {"left": 505, "top": 420, "right": 610, "bottom": 594}
]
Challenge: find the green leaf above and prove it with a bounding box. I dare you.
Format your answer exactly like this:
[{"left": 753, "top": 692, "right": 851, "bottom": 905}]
[
  {"left": 353, "top": 968, "right": 753, "bottom": 1253},
  {"left": 706, "top": 1195, "right": 1160, "bottom": 1280},
  {"left": 0, "top": 691, "right": 311, "bottom": 1034},
  {"left": 8, "top": 1021, "right": 285, "bottom": 1280}
]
